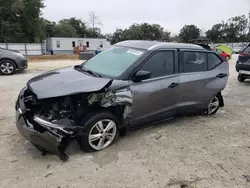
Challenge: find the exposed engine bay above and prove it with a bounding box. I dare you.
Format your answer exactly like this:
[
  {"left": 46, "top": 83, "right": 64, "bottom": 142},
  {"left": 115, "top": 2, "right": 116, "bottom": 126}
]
[{"left": 16, "top": 85, "right": 133, "bottom": 161}]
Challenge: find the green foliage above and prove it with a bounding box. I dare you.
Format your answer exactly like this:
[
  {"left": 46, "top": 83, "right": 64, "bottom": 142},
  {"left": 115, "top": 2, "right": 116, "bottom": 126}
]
[
  {"left": 53, "top": 23, "right": 78, "bottom": 37},
  {"left": 110, "top": 23, "right": 170, "bottom": 44},
  {"left": 0, "top": 1, "right": 249, "bottom": 44},
  {"left": 179, "top": 25, "right": 200, "bottom": 42},
  {"left": 206, "top": 15, "right": 249, "bottom": 43}
]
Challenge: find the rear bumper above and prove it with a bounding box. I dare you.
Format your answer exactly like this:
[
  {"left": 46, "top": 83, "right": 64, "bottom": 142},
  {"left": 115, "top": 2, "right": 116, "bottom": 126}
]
[{"left": 236, "top": 63, "right": 250, "bottom": 72}]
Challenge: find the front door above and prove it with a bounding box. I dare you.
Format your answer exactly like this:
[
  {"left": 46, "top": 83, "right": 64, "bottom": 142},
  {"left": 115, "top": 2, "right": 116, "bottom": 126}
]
[{"left": 129, "top": 50, "right": 180, "bottom": 126}]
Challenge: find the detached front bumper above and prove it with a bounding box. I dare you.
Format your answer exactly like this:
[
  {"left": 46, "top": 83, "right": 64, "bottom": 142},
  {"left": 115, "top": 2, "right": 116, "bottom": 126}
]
[{"left": 15, "top": 88, "right": 78, "bottom": 161}]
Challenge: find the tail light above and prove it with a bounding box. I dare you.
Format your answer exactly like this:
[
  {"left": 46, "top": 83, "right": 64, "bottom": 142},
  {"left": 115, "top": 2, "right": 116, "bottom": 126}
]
[{"left": 239, "top": 52, "right": 249, "bottom": 56}]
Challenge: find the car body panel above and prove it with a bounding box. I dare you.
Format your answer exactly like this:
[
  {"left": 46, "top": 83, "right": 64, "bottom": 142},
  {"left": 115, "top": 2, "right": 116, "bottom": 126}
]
[
  {"left": 0, "top": 48, "right": 27, "bottom": 71},
  {"left": 27, "top": 66, "right": 113, "bottom": 99},
  {"left": 176, "top": 62, "right": 229, "bottom": 115},
  {"left": 129, "top": 75, "right": 179, "bottom": 126}
]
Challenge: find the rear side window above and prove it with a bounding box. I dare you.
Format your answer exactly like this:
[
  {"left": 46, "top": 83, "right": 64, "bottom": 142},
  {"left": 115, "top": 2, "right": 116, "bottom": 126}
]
[
  {"left": 243, "top": 46, "right": 250, "bottom": 53},
  {"left": 139, "top": 51, "right": 174, "bottom": 78},
  {"left": 208, "top": 53, "right": 222, "bottom": 69},
  {"left": 180, "top": 51, "right": 207, "bottom": 73}
]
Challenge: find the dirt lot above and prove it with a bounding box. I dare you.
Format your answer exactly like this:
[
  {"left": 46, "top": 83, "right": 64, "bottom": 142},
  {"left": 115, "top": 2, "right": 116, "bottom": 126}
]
[{"left": 0, "top": 56, "right": 250, "bottom": 188}]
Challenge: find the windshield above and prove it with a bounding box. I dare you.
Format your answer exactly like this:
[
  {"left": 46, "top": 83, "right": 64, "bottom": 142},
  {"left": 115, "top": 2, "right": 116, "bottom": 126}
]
[{"left": 82, "top": 46, "right": 144, "bottom": 77}]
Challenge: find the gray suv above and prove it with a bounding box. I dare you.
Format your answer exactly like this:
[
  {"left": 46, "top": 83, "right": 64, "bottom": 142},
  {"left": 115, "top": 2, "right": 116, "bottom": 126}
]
[
  {"left": 15, "top": 40, "right": 229, "bottom": 161},
  {"left": 0, "top": 48, "right": 28, "bottom": 75}
]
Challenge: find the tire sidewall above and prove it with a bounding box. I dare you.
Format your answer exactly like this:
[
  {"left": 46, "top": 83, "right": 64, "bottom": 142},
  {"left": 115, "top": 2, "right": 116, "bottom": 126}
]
[
  {"left": 207, "top": 96, "right": 220, "bottom": 115},
  {"left": 238, "top": 74, "right": 246, "bottom": 82},
  {"left": 77, "top": 111, "right": 119, "bottom": 152},
  {"left": 0, "top": 60, "right": 16, "bottom": 75}
]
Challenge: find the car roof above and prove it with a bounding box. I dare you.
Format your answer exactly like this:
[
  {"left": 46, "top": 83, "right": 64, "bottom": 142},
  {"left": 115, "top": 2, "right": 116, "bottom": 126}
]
[{"left": 115, "top": 40, "right": 204, "bottom": 51}]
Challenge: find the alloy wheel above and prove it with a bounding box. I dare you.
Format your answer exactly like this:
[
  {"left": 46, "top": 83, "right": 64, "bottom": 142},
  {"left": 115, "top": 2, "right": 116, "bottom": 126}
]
[
  {"left": 88, "top": 119, "right": 117, "bottom": 150},
  {"left": 208, "top": 96, "right": 220, "bottom": 115},
  {"left": 0, "top": 62, "right": 14, "bottom": 74}
]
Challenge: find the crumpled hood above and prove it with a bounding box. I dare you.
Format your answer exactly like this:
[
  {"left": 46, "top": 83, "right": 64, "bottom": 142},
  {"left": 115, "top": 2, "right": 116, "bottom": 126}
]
[{"left": 27, "top": 66, "right": 112, "bottom": 99}]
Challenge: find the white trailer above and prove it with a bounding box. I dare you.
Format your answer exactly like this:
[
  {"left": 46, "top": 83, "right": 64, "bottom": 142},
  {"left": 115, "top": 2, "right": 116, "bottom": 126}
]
[{"left": 46, "top": 37, "right": 111, "bottom": 55}]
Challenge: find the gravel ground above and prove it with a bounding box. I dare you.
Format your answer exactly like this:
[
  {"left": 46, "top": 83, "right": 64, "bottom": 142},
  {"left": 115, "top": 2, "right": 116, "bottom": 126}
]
[{"left": 0, "top": 56, "right": 250, "bottom": 188}]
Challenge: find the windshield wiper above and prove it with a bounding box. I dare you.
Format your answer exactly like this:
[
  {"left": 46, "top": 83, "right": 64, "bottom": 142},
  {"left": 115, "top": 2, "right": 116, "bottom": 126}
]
[{"left": 81, "top": 67, "right": 102, "bottom": 77}]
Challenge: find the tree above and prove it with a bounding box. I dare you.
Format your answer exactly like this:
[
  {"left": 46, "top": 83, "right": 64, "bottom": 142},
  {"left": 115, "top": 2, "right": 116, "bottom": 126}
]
[
  {"left": 110, "top": 23, "right": 166, "bottom": 44},
  {"left": 20, "top": 0, "right": 45, "bottom": 42},
  {"left": 89, "top": 12, "right": 102, "bottom": 31},
  {"left": 0, "top": 0, "right": 24, "bottom": 42},
  {"left": 223, "top": 15, "right": 248, "bottom": 42},
  {"left": 206, "top": 24, "right": 224, "bottom": 43},
  {"left": 53, "top": 23, "right": 78, "bottom": 37},
  {"left": 179, "top": 25, "right": 200, "bottom": 42},
  {"left": 206, "top": 14, "right": 249, "bottom": 43},
  {"left": 59, "top": 17, "right": 87, "bottom": 37}
]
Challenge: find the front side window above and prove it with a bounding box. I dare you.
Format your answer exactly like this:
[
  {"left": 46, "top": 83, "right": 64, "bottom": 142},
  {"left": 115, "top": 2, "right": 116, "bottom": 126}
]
[
  {"left": 139, "top": 51, "right": 174, "bottom": 79},
  {"left": 82, "top": 46, "right": 144, "bottom": 77},
  {"left": 208, "top": 53, "right": 222, "bottom": 69},
  {"left": 181, "top": 51, "right": 207, "bottom": 73}
]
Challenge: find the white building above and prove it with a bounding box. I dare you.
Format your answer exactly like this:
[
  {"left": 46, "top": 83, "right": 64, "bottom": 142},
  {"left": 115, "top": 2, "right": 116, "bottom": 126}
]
[{"left": 44, "top": 37, "right": 111, "bottom": 55}]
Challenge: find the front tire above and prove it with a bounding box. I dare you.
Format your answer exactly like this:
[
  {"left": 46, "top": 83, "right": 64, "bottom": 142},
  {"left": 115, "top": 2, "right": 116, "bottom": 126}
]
[
  {"left": 77, "top": 111, "right": 119, "bottom": 152},
  {"left": 238, "top": 74, "right": 246, "bottom": 82},
  {"left": 0, "top": 60, "right": 16, "bottom": 75}
]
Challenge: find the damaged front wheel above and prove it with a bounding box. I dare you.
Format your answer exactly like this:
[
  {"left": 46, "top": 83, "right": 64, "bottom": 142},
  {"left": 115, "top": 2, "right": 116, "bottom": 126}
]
[{"left": 77, "top": 111, "right": 119, "bottom": 152}]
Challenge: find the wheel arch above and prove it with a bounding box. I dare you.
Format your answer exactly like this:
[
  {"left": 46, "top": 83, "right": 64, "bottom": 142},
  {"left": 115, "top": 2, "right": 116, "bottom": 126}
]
[
  {"left": 216, "top": 92, "right": 224, "bottom": 107},
  {"left": 83, "top": 104, "right": 128, "bottom": 128}
]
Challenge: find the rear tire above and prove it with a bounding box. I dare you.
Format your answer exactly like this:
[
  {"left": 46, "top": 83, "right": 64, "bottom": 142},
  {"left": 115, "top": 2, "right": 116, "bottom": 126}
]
[
  {"left": 0, "top": 60, "right": 16, "bottom": 75},
  {"left": 207, "top": 96, "right": 220, "bottom": 115},
  {"left": 77, "top": 111, "right": 119, "bottom": 152},
  {"left": 238, "top": 74, "right": 246, "bottom": 82}
]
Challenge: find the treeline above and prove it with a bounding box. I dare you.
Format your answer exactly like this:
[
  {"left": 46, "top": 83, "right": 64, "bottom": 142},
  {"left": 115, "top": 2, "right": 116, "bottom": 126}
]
[
  {"left": 0, "top": 0, "right": 103, "bottom": 43},
  {"left": 0, "top": 0, "right": 249, "bottom": 44},
  {"left": 109, "top": 14, "right": 250, "bottom": 44}
]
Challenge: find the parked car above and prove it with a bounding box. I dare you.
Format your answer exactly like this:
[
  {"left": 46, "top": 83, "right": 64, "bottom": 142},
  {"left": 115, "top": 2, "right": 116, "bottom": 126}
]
[
  {"left": 0, "top": 48, "right": 28, "bottom": 75},
  {"left": 15, "top": 41, "right": 229, "bottom": 161},
  {"left": 215, "top": 45, "right": 233, "bottom": 61},
  {"left": 236, "top": 43, "right": 250, "bottom": 82}
]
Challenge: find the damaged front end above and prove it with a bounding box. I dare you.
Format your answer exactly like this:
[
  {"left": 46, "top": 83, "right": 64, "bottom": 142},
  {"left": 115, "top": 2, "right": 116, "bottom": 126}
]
[{"left": 15, "top": 83, "right": 133, "bottom": 161}]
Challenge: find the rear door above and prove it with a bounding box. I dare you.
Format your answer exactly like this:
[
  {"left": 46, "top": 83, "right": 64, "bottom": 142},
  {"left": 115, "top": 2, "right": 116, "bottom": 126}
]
[
  {"left": 129, "top": 50, "right": 179, "bottom": 126},
  {"left": 176, "top": 50, "right": 229, "bottom": 115}
]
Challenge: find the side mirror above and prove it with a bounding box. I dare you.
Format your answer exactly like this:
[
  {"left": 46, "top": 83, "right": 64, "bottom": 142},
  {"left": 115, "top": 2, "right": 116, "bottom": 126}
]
[{"left": 132, "top": 70, "right": 151, "bottom": 82}]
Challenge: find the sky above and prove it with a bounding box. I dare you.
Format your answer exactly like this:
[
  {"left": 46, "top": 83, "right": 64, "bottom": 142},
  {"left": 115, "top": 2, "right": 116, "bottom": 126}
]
[{"left": 42, "top": 0, "right": 250, "bottom": 35}]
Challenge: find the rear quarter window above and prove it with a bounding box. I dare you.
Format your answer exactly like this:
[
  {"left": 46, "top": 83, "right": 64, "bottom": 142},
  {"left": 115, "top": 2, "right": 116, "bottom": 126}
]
[
  {"left": 208, "top": 53, "right": 222, "bottom": 70},
  {"left": 243, "top": 46, "right": 250, "bottom": 53}
]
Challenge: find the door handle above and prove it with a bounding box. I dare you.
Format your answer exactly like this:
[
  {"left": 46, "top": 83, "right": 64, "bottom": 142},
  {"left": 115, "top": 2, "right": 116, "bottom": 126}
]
[
  {"left": 168, "top": 83, "right": 179, "bottom": 88},
  {"left": 216, "top": 73, "right": 228, "bottom": 78}
]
